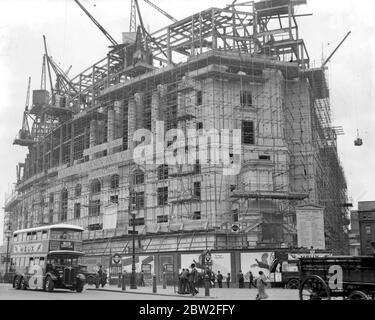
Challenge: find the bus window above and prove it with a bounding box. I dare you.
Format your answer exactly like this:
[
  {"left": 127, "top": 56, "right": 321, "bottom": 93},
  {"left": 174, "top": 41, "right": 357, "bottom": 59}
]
[
  {"left": 22, "top": 257, "right": 26, "bottom": 267},
  {"left": 26, "top": 233, "right": 31, "bottom": 241},
  {"left": 32, "top": 232, "right": 37, "bottom": 240},
  {"left": 13, "top": 234, "right": 18, "bottom": 242},
  {"left": 42, "top": 231, "right": 48, "bottom": 239},
  {"left": 37, "top": 231, "right": 42, "bottom": 240},
  {"left": 34, "top": 257, "right": 40, "bottom": 266},
  {"left": 29, "top": 258, "right": 34, "bottom": 267},
  {"left": 39, "top": 257, "right": 45, "bottom": 267}
]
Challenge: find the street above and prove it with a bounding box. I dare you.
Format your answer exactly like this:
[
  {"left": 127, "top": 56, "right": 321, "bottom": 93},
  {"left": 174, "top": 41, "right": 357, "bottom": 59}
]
[{"left": 0, "top": 283, "right": 299, "bottom": 300}]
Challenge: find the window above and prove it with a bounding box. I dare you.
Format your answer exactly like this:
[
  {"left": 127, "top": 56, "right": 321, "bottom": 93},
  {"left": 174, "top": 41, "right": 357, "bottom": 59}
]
[
  {"left": 194, "top": 182, "right": 201, "bottom": 199},
  {"left": 49, "top": 193, "right": 54, "bottom": 203},
  {"left": 110, "top": 195, "right": 119, "bottom": 204},
  {"left": 49, "top": 209, "right": 54, "bottom": 224},
  {"left": 111, "top": 174, "right": 120, "bottom": 189},
  {"left": 75, "top": 184, "right": 82, "bottom": 197},
  {"left": 240, "top": 91, "right": 253, "bottom": 107},
  {"left": 13, "top": 234, "right": 18, "bottom": 242},
  {"left": 196, "top": 91, "right": 203, "bottom": 105},
  {"left": 232, "top": 209, "right": 239, "bottom": 222},
  {"left": 365, "top": 225, "right": 372, "bottom": 235},
  {"left": 42, "top": 231, "right": 48, "bottom": 239},
  {"left": 193, "top": 211, "right": 201, "bottom": 220},
  {"left": 242, "top": 121, "right": 255, "bottom": 145},
  {"left": 26, "top": 232, "right": 31, "bottom": 241},
  {"left": 91, "top": 179, "right": 101, "bottom": 194},
  {"left": 129, "top": 217, "right": 145, "bottom": 227},
  {"left": 74, "top": 203, "right": 81, "bottom": 219},
  {"left": 194, "top": 160, "right": 201, "bottom": 174},
  {"left": 37, "top": 231, "right": 42, "bottom": 240},
  {"left": 133, "top": 169, "right": 145, "bottom": 185},
  {"left": 157, "top": 215, "right": 169, "bottom": 223},
  {"left": 259, "top": 155, "right": 271, "bottom": 160},
  {"left": 89, "top": 200, "right": 101, "bottom": 217},
  {"left": 157, "top": 165, "right": 169, "bottom": 180},
  {"left": 60, "top": 188, "right": 68, "bottom": 222},
  {"left": 230, "top": 185, "right": 236, "bottom": 192},
  {"left": 196, "top": 122, "right": 203, "bottom": 130},
  {"left": 157, "top": 187, "right": 168, "bottom": 206},
  {"left": 131, "top": 192, "right": 145, "bottom": 210}
]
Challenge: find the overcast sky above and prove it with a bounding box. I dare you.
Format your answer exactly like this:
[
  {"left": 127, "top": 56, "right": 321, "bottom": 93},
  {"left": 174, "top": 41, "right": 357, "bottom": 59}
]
[{"left": 0, "top": 0, "right": 374, "bottom": 245}]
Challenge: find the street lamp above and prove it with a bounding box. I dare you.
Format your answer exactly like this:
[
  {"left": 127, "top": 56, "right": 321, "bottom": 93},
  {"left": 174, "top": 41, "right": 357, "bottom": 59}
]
[
  {"left": 4, "top": 229, "right": 12, "bottom": 281},
  {"left": 129, "top": 175, "right": 137, "bottom": 290}
]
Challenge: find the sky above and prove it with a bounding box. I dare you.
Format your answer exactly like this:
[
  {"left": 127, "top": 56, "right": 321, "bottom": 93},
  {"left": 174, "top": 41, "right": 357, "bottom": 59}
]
[{"left": 0, "top": 0, "right": 374, "bottom": 245}]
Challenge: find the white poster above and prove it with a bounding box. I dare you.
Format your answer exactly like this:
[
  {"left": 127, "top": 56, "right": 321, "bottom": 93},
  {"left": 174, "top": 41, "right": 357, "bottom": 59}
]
[
  {"left": 240, "top": 252, "right": 276, "bottom": 280},
  {"left": 122, "top": 255, "right": 154, "bottom": 274},
  {"left": 180, "top": 253, "right": 200, "bottom": 271},
  {"left": 296, "top": 205, "right": 325, "bottom": 249},
  {"left": 103, "top": 205, "right": 118, "bottom": 230},
  {"left": 211, "top": 253, "right": 231, "bottom": 276}
]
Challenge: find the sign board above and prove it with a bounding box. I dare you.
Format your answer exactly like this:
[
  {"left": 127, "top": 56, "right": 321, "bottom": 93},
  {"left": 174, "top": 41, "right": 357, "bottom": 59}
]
[
  {"left": 163, "top": 264, "right": 174, "bottom": 273},
  {"left": 112, "top": 254, "right": 122, "bottom": 265},
  {"left": 142, "top": 264, "right": 152, "bottom": 274},
  {"left": 231, "top": 224, "right": 240, "bottom": 233},
  {"left": 296, "top": 205, "right": 326, "bottom": 250},
  {"left": 60, "top": 241, "right": 74, "bottom": 250}
]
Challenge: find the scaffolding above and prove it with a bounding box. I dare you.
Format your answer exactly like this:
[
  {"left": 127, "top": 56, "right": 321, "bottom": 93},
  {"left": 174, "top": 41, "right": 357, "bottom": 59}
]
[{"left": 5, "top": 0, "right": 349, "bottom": 254}]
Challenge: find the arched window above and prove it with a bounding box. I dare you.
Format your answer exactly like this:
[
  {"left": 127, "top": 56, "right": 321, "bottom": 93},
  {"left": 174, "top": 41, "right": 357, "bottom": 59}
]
[
  {"left": 111, "top": 174, "right": 120, "bottom": 189},
  {"left": 157, "top": 165, "right": 168, "bottom": 180},
  {"left": 75, "top": 184, "right": 82, "bottom": 197},
  {"left": 60, "top": 188, "right": 68, "bottom": 222},
  {"left": 91, "top": 179, "right": 101, "bottom": 194},
  {"left": 132, "top": 169, "right": 145, "bottom": 185}
]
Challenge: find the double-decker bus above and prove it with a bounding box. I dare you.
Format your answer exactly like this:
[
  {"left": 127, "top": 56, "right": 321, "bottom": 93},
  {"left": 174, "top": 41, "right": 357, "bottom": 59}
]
[{"left": 10, "top": 224, "right": 89, "bottom": 293}]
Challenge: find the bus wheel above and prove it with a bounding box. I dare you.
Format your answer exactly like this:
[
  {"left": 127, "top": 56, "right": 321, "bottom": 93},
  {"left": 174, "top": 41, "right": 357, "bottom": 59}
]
[
  {"left": 45, "top": 276, "right": 54, "bottom": 292},
  {"left": 21, "top": 277, "right": 28, "bottom": 290},
  {"left": 76, "top": 280, "right": 84, "bottom": 293},
  {"left": 14, "top": 276, "right": 21, "bottom": 290},
  {"left": 286, "top": 279, "right": 300, "bottom": 290}
]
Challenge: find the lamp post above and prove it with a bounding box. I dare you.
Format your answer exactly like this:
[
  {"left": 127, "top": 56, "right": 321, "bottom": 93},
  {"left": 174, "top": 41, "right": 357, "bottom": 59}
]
[
  {"left": 4, "top": 229, "right": 12, "bottom": 281},
  {"left": 129, "top": 175, "right": 137, "bottom": 290}
]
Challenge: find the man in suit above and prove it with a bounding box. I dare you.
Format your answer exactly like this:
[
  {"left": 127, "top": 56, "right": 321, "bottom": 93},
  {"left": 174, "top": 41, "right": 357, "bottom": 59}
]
[{"left": 189, "top": 263, "right": 198, "bottom": 296}]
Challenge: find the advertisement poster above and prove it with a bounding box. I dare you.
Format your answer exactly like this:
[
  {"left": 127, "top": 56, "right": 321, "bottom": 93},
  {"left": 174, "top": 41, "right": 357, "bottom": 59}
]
[
  {"left": 122, "top": 255, "right": 154, "bottom": 274},
  {"left": 180, "top": 252, "right": 231, "bottom": 280},
  {"left": 240, "top": 252, "right": 277, "bottom": 281}
]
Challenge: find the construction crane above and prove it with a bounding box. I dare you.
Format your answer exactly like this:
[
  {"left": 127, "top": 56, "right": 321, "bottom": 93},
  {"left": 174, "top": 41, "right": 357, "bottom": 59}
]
[
  {"left": 73, "top": 0, "right": 119, "bottom": 47},
  {"left": 130, "top": 0, "right": 177, "bottom": 32},
  {"left": 322, "top": 31, "right": 351, "bottom": 68},
  {"left": 142, "top": 0, "right": 177, "bottom": 23},
  {"left": 13, "top": 77, "right": 35, "bottom": 147}
]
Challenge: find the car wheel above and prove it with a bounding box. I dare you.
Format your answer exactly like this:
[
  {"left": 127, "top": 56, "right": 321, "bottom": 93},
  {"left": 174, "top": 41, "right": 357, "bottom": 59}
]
[
  {"left": 76, "top": 280, "right": 84, "bottom": 293},
  {"left": 21, "top": 277, "right": 28, "bottom": 290},
  {"left": 45, "top": 276, "right": 54, "bottom": 292},
  {"left": 14, "top": 276, "right": 21, "bottom": 290}
]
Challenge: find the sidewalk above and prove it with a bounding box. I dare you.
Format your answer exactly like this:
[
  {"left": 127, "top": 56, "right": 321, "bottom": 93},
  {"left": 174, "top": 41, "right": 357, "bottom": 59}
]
[{"left": 87, "top": 284, "right": 299, "bottom": 300}]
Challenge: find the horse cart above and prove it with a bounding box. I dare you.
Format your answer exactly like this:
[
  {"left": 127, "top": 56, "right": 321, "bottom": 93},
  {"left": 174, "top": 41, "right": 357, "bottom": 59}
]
[{"left": 298, "top": 256, "right": 375, "bottom": 300}]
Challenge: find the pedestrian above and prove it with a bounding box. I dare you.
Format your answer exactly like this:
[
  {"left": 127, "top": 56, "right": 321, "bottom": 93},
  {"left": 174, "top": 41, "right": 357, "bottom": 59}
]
[
  {"left": 249, "top": 271, "right": 254, "bottom": 288},
  {"left": 255, "top": 271, "right": 269, "bottom": 300},
  {"left": 211, "top": 272, "right": 216, "bottom": 288},
  {"left": 238, "top": 270, "right": 244, "bottom": 288},
  {"left": 189, "top": 263, "right": 199, "bottom": 296},
  {"left": 226, "top": 273, "right": 231, "bottom": 288},
  {"left": 182, "top": 268, "right": 190, "bottom": 294},
  {"left": 178, "top": 269, "right": 183, "bottom": 294},
  {"left": 140, "top": 270, "right": 145, "bottom": 287},
  {"left": 217, "top": 271, "right": 223, "bottom": 288}
]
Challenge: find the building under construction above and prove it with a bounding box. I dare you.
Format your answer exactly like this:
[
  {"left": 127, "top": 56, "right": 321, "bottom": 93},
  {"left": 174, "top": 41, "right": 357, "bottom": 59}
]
[{"left": 4, "top": 0, "right": 350, "bottom": 275}]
